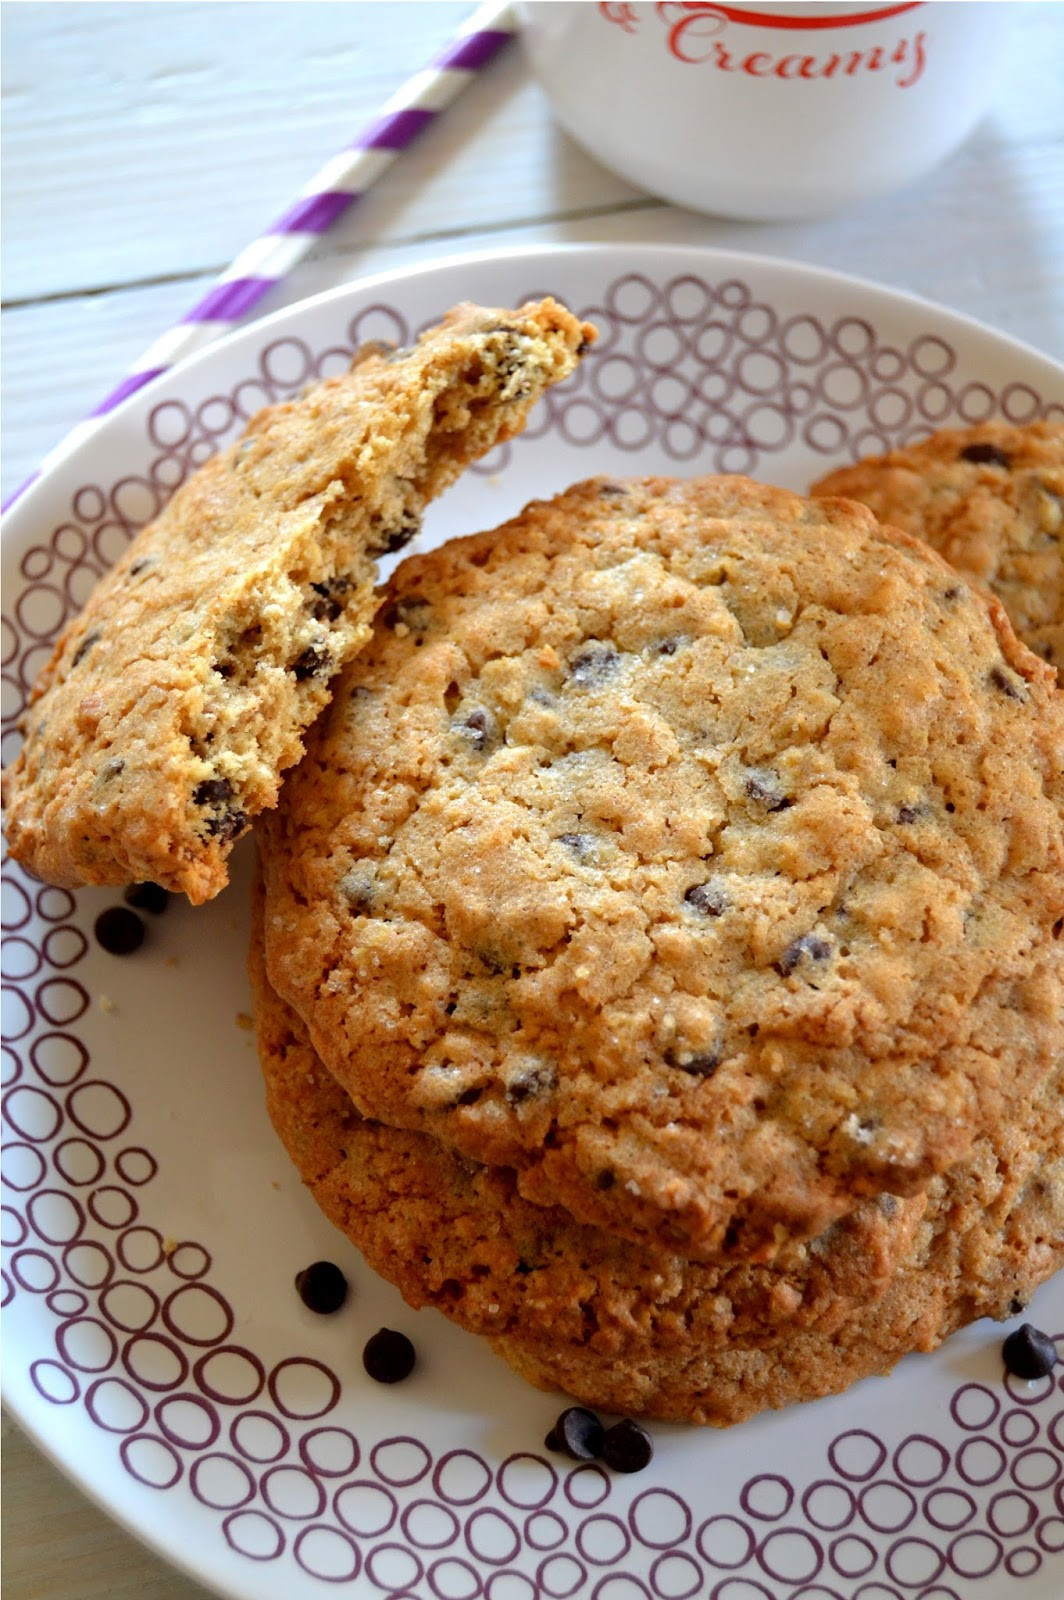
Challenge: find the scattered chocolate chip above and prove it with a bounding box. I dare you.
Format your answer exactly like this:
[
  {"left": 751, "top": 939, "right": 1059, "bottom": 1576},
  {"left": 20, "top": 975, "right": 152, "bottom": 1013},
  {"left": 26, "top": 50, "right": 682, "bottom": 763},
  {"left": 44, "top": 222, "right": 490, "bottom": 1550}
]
[
  {"left": 363, "top": 1328, "right": 416, "bottom": 1384},
  {"left": 72, "top": 631, "right": 100, "bottom": 668},
  {"left": 124, "top": 883, "right": 170, "bottom": 915},
  {"left": 744, "top": 769, "right": 791, "bottom": 811},
  {"left": 989, "top": 664, "right": 1026, "bottom": 701},
  {"left": 569, "top": 644, "right": 621, "bottom": 689},
  {"left": 601, "top": 1419, "right": 653, "bottom": 1473},
  {"left": 549, "top": 1407, "right": 605, "bottom": 1461},
  {"left": 960, "top": 442, "right": 1011, "bottom": 468},
  {"left": 544, "top": 1427, "right": 561, "bottom": 1451},
  {"left": 212, "top": 660, "right": 236, "bottom": 680},
  {"left": 295, "top": 1260, "right": 348, "bottom": 1315},
  {"left": 594, "top": 1169, "right": 616, "bottom": 1191},
  {"left": 577, "top": 337, "right": 595, "bottom": 358},
  {"left": 94, "top": 906, "right": 146, "bottom": 956},
  {"left": 558, "top": 832, "right": 595, "bottom": 862},
  {"left": 665, "top": 1044, "right": 722, "bottom": 1078},
  {"left": 292, "top": 645, "right": 329, "bottom": 682},
  {"left": 656, "top": 637, "right": 680, "bottom": 656},
  {"left": 1002, "top": 1323, "right": 1058, "bottom": 1380},
  {"left": 1008, "top": 1295, "right": 1029, "bottom": 1317},
  {"left": 778, "top": 933, "right": 833, "bottom": 977},
  {"left": 684, "top": 881, "right": 727, "bottom": 917},
  {"left": 455, "top": 707, "right": 497, "bottom": 753}
]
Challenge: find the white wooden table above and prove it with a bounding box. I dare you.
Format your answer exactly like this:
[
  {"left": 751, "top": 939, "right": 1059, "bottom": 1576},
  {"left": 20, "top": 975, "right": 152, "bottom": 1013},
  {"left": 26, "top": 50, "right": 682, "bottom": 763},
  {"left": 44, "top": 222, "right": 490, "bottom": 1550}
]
[{"left": 2, "top": 3, "right": 1063, "bottom": 1594}]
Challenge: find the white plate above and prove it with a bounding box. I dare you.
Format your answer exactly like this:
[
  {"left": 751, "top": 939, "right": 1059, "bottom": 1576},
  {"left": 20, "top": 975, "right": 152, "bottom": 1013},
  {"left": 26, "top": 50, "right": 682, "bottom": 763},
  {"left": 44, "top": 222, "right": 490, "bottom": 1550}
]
[{"left": 3, "top": 244, "right": 1063, "bottom": 1600}]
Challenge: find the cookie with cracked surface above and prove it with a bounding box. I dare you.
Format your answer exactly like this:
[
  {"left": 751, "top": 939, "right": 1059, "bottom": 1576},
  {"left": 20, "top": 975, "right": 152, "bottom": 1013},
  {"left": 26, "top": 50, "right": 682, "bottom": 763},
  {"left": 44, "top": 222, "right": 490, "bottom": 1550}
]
[
  {"left": 498, "top": 1064, "right": 1064, "bottom": 1424},
  {"left": 812, "top": 420, "right": 1064, "bottom": 683},
  {"left": 3, "top": 298, "right": 593, "bottom": 903},
  {"left": 250, "top": 891, "right": 925, "bottom": 1354},
  {"left": 260, "top": 475, "right": 1064, "bottom": 1262},
  {"left": 251, "top": 897, "right": 1063, "bottom": 1425}
]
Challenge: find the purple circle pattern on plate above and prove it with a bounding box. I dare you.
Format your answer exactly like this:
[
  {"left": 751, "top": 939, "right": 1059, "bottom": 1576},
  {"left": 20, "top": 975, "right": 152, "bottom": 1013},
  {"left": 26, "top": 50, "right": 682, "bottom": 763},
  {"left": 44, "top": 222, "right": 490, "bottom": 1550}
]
[{"left": 3, "top": 271, "right": 1062, "bottom": 1596}]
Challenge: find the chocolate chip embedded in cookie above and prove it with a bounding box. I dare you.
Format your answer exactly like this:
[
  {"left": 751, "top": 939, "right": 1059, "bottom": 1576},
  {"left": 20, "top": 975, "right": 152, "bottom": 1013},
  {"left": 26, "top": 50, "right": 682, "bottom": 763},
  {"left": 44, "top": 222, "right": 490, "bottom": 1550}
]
[
  {"left": 3, "top": 298, "right": 593, "bottom": 903},
  {"left": 259, "top": 475, "right": 1064, "bottom": 1262},
  {"left": 812, "top": 420, "right": 1064, "bottom": 683}
]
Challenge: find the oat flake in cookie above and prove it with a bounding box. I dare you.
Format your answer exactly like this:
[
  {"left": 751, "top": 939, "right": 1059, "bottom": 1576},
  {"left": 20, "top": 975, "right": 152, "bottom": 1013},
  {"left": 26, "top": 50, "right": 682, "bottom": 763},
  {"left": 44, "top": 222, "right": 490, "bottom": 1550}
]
[
  {"left": 260, "top": 475, "right": 1064, "bottom": 1263},
  {"left": 3, "top": 299, "right": 593, "bottom": 903},
  {"left": 812, "top": 420, "right": 1064, "bottom": 684}
]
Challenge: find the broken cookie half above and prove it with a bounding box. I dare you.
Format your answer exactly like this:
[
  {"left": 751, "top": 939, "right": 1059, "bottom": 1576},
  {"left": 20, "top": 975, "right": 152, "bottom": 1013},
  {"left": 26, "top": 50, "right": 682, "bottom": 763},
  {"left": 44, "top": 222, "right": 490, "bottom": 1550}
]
[{"left": 4, "top": 297, "right": 594, "bottom": 902}]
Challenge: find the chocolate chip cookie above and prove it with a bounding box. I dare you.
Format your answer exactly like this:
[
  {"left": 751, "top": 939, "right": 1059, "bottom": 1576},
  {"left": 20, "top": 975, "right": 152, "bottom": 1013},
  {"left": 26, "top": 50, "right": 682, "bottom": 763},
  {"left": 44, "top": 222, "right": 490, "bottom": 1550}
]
[
  {"left": 259, "top": 475, "right": 1064, "bottom": 1262},
  {"left": 250, "top": 892, "right": 925, "bottom": 1354},
  {"left": 812, "top": 420, "right": 1064, "bottom": 683},
  {"left": 4, "top": 299, "right": 593, "bottom": 903},
  {"left": 251, "top": 893, "right": 1064, "bottom": 1425},
  {"left": 497, "top": 1067, "right": 1064, "bottom": 1424}
]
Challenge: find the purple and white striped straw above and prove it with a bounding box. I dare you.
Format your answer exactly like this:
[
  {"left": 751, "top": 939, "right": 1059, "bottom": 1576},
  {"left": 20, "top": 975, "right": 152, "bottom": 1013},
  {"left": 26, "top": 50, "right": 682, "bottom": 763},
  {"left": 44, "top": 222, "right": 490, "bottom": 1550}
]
[{"left": 5, "top": 0, "right": 515, "bottom": 511}]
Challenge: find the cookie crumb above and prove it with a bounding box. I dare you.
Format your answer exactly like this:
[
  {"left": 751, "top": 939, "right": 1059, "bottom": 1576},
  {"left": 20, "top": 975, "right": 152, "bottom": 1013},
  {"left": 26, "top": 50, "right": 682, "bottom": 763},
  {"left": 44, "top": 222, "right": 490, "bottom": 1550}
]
[{"left": 236, "top": 1012, "right": 253, "bottom": 1031}]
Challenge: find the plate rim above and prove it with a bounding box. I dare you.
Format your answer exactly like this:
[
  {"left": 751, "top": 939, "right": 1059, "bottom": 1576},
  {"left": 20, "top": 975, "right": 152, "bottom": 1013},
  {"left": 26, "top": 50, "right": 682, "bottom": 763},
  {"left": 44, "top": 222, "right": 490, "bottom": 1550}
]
[{"left": 4, "top": 238, "right": 1063, "bottom": 540}]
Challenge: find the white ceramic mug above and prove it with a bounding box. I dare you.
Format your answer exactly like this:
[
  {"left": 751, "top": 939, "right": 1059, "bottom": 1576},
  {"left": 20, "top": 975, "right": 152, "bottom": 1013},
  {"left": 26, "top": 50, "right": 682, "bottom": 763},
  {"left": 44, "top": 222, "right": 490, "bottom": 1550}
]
[{"left": 518, "top": 1, "right": 1010, "bottom": 221}]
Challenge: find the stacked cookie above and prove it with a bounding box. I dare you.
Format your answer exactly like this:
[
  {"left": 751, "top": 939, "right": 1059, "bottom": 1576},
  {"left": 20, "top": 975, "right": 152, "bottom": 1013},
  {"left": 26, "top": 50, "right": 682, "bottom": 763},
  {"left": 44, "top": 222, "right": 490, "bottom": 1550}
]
[
  {"left": 254, "top": 468, "right": 1064, "bottom": 1425},
  {"left": 813, "top": 420, "right": 1064, "bottom": 686}
]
